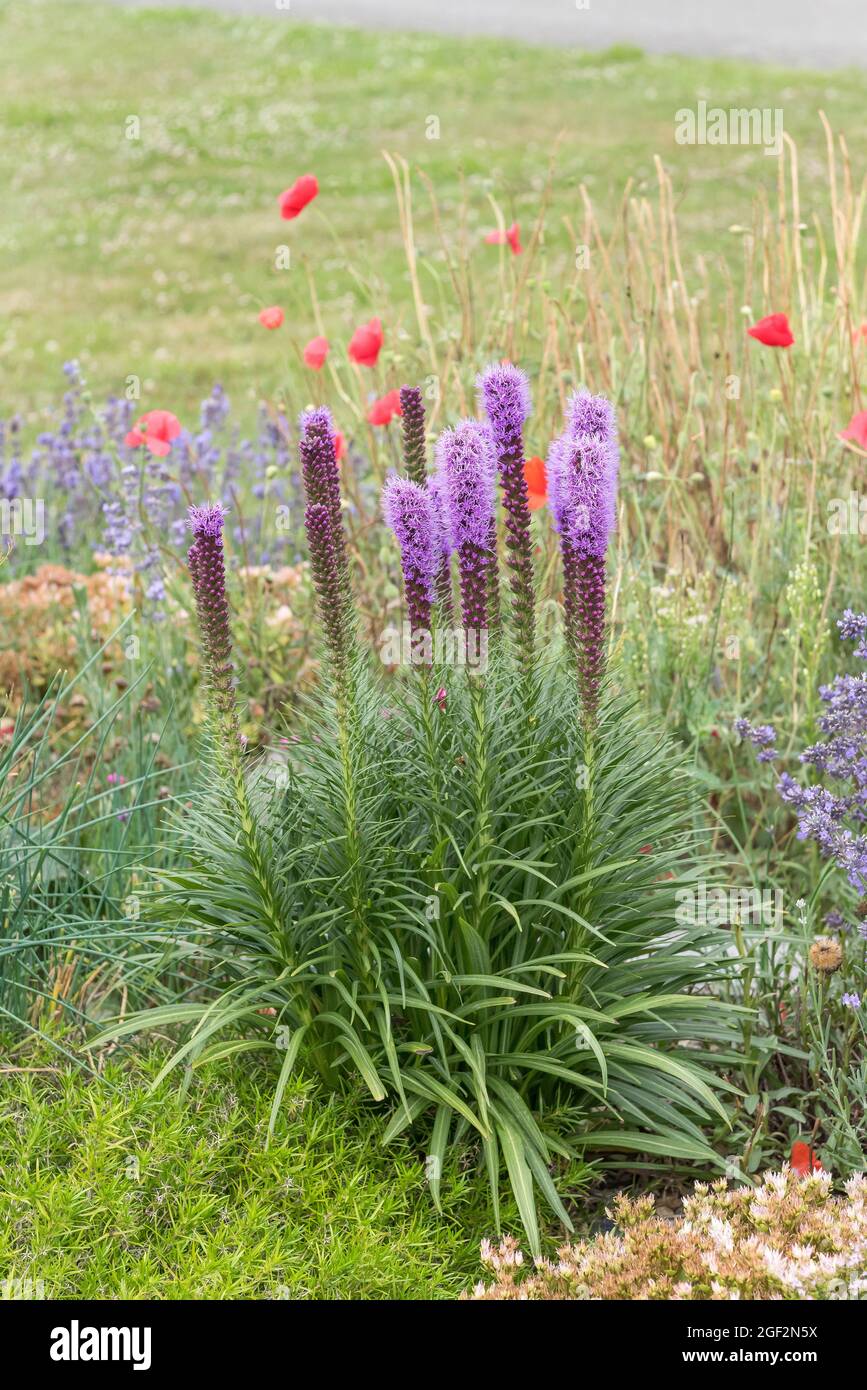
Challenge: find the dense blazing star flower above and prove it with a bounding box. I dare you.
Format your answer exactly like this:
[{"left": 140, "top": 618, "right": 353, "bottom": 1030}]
[
  {"left": 479, "top": 363, "right": 535, "bottom": 666},
  {"left": 567, "top": 390, "right": 619, "bottom": 445},
  {"left": 304, "top": 500, "right": 347, "bottom": 679},
  {"left": 399, "top": 386, "right": 427, "bottom": 487},
  {"left": 547, "top": 399, "right": 619, "bottom": 720},
  {"left": 434, "top": 420, "right": 497, "bottom": 637},
  {"left": 299, "top": 408, "right": 354, "bottom": 675},
  {"left": 381, "top": 476, "right": 439, "bottom": 642},
  {"left": 187, "top": 502, "right": 238, "bottom": 743},
  {"left": 299, "top": 405, "right": 347, "bottom": 579}
]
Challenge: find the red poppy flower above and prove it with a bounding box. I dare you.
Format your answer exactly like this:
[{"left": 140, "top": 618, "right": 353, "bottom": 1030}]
[
  {"left": 838, "top": 410, "right": 867, "bottom": 450},
  {"left": 524, "top": 455, "right": 547, "bottom": 510},
  {"left": 348, "top": 317, "right": 383, "bottom": 367},
  {"left": 258, "top": 306, "right": 284, "bottom": 330},
  {"left": 851, "top": 322, "right": 867, "bottom": 345},
  {"left": 278, "top": 174, "right": 318, "bottom": 220},
  {"left": 124, "top": 410, "right": 182, "bottom": 457},
  {"left": 334, "top": 431, "right": 347, "bottom": 462},
  {"left": 367, "top": 389, "right": 403, "bottom": 426},
  {"left": 790, "top": 1140, "right": 823, "bottom": 1176},
  {"left": 303, "top": 335, "right": 329, "bottom": 370},
  {"left": 747, "top": 312, "right": 794, "bottom": 348},
  {"left": 484, "top": 221, "right": 522, "bottom": 256}
]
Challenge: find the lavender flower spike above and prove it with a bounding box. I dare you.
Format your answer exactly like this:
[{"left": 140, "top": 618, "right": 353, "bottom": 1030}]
[
  {"left": 434, "top": 419, "right": 497, "bottom": 639},
  {"left": 478, "top": 363, "right": 534, "bottom": 665},
  {"left": 547, "top": 396, "right": 619, "bottom": 720},
  {"left": 188, "top": 502, "right": 238, "bottom": 746},
  {"left": 381, "top": 476, "right": 439, "bottom": 645}
]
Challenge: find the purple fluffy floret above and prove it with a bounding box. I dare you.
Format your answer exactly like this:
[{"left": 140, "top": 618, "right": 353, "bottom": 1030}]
[
  {"left": 188, "top": 501, "right": 228, "bottom": 539},
  {"left": 547, "top": 432, "right": 618, "bottom": 558},
  {"left": 477, "top": 363, "right": 532, "bottom": 436},
  {"left": 381, "top": 475, "right": 440, "bottom": 609},
  {"left": 433, "top": 419, "right": 497, "bottom": 552},
  {"left": 567, "top": 390, "right": 618, "bottom": 444}
]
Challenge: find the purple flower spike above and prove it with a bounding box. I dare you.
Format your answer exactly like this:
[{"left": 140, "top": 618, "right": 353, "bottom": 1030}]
[
  {"left": 299, "top": 405, "right": 347, "bottom": 584},
  {"left": 305, "top": 500, "right": 346, "bottom": 679},
  {"left": 399, "top": 386, "right": 427, "bottom": 487},
  {"left": 382, "top": 476, "right": 439, "bottom": 642},
  {"left": 478, "top": 364, "right": 534, "bottom": 662},
  {"left": 548, "top": 393, "right": 619, "bottom": 721},
  {"left": 434, "top": 420, "right": 496, "bottom": 638},
  {"left": 567, "top": 390, "right": 618, "bottom": 445},
  {"left": 187, "top": 502, "right": 238, "bottom": 744}
]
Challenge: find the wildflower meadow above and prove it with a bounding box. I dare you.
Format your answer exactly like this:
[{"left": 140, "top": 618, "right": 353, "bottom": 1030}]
[{"left": 1, "top": 0, "right": 866, "bottom": 1343}]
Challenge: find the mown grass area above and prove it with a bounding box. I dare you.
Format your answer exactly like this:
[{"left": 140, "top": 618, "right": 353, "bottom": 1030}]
[
  {"left": 0, "top": 1048, "right": 503, "bottom": 1299},
  {"left": 1, "top": 2, "right": 865, "bottom": 416}
]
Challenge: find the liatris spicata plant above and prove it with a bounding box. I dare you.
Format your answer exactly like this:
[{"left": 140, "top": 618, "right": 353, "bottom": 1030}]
[
  {"left": 399, "top": 385, "right": 427, "bottom": 488},
  {"left": 547, "top": 392, "right": 620, "bottom": 721},
  {"left": 433, "top": 419, "right": 496, "bottom": 646},
  {"left": 478, "top": 364, "right": 534, "bottom": 668},
  {"left": 187, "top": 502, "right": 239, "bottom": 749},
  {"left": 381, "top": 476, "right": 439, "bottom": 647},
  {"left": 299, "top": 407, "right": 353, "bottom": 679},
  {"left": 299, "top": 406, "right": 348, "bottom": 589},
  {"left": 105, "top": 369, "right": 735, "bottom": 1260}
]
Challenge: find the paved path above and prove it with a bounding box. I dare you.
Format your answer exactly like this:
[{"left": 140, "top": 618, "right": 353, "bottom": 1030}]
[{"left": 107, "top": 0, "right": 867, "bottom": 70}]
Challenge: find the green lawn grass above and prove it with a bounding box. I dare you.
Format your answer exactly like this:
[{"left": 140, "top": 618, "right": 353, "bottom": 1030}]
[
  {"left": 1, "top": 2, "right": 865, "bottom": 417},
  {"left": 0, "top": 1049, "right": 498, "bottom": 1298}
]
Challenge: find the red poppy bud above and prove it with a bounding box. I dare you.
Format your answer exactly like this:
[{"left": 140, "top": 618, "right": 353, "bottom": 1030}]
[
  {"left": 303, "top": 335, "right": 329, "bottom": 369},
  {"left": 279, "top": 174, "right": 318, "bottom": 220},
  {"left": 747, "top": 312, "right": 794, "bottom": 348},
  {"left": 258, "top": 306, "right": 284, "bottom": 330},
  {"left": 348, "top": 317, "right": 384, "bottom": 367}
]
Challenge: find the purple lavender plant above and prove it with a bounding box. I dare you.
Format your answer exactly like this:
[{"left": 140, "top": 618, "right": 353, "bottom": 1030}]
[
  {"left": 738, "top": 612, "right": 867, "bottom": 896},
  {"left": 778, "top": 612, "right": 867, "bottom": 893},
  {"left": 187, "top": 502, "right": 239, "bottom": 746},
  {"left": 547, "top": 391, "right": 619, "bottom": 719},
  {"left": 433, "top": 420, "right": 497, "bottom": 640},
  {"left": 478, "top": 364, "right": 534, "bottom": 665},
  {"left": 381, "top": 476, "right": 439, "bottom": 645},
  {"left": 399, "top": 386, "right": 427, "bottom": 488}
]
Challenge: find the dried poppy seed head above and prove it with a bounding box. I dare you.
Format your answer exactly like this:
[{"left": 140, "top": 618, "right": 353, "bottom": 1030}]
[{"left": 809, "top": 936, "right": 843, "bottom": 973}]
